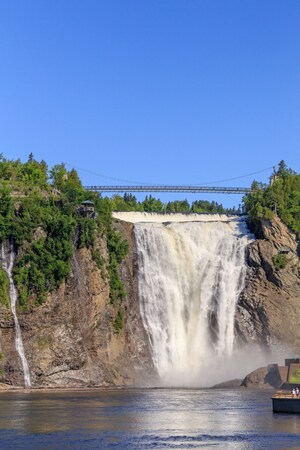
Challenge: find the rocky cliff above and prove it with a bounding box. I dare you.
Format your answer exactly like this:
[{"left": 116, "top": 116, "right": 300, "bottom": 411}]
[
  {"left": 0, "top": 226, "right": 154, "bottom": 388},
  {"left": 0, "top": 214, "right": 299, "bottom": 389},
  {"left": 236, "top": 216, "right": 300, "bottom": 352}
]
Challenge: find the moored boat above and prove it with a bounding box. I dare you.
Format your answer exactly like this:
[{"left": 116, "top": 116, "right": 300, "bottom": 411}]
[
  {"left": 272, "top": 359, "right": 300, "bottom": 413},
  {"left": 272, "top": 388, "right": 300, "bottom": 413}
]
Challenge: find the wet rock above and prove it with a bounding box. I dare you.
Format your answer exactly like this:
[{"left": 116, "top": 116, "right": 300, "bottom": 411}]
[
  {"left": 210, "top": 379, "right": 242, "bottom": 389},
  {"left": 241, "top": 364, "right": 283, "bottom": 389}
]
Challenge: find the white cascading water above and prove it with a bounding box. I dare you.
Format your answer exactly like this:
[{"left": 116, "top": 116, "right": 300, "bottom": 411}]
[
  {"left": 1, "top": 242, "right": 31, "bottom": 387},
  {"left": 125, "top": 213, "right": 253, "bottom": 387}
]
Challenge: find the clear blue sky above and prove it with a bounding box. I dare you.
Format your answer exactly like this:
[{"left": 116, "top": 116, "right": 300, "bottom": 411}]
[{"left": 0, "top": 0, "right": 299, "bottom": 207}]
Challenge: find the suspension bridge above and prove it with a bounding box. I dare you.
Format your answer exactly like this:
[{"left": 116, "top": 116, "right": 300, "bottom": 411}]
[{"left": 84, "top": 185, "right": 251, "bottom": 194}]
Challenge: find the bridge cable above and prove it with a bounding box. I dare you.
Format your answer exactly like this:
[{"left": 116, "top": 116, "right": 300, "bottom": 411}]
[
  {"left": 65, "top": 163, "right": 274, "bottom": 187},
  {"left": 193, "top": 166, "right": 274, "bottom": 185}
]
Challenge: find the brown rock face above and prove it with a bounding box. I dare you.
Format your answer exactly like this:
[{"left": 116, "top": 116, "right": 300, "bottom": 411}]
[
  {"left": 1, "top": 214, "right": 298, "bottom": 388},
  {"left": 241, "top": 364, "right": 284, "bottom": 389},
  {"left": 236, "top": 216, "right": 300, "bottom": 352},
  {"left": 0, "top": 229, "right": 154, "bottom": 388}
]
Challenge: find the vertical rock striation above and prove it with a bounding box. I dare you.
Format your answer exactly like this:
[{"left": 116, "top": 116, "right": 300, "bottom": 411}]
[
  {"left": 236, "top": 216, "right": 300, "bottom": 352},
  {"left": 0, "top": 213, "right": 299, "bottom": 389},
  {"left": 0, "top": 232, "right": 153, "bottom": 388}
]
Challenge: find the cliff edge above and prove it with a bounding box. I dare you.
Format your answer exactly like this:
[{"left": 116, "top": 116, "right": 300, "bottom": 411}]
[
  {"left": 236, "top": 216, "right": 300, "bottom": 352},
  {"left": 0, "top": 229, "right": 154, "bottom": 388}
]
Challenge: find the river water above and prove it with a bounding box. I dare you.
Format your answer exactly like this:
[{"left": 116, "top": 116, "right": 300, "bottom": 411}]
[{"left": 1, "top": 389, "right": 300, "bottom": 449}]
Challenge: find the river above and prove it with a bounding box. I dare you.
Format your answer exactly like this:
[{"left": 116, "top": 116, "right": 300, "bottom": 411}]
[{"left": 1, "top": 388, "right": 300, "bottom": 449}]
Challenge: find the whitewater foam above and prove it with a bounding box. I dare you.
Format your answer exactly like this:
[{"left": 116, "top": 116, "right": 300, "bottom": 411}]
[
  {"left": 1, "top": 242, "right": 31, "bottom": 387},
  {"left": 133, "top": 215, "right": 253, "bottom": 386}
]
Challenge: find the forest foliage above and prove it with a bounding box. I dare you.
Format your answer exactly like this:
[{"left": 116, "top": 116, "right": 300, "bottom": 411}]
[
  {"left": 0, "top": 155, "right": 298, "bottom": 313},
  {"left": 0, "top": 154, "right": 244, "bottom": 309},
  {"left": 243, "top": 161, "right": 300, "bottom": 237},
  {"left": 110, "top": 192, "right": 242, "bottom": 214},
  {"left": 0, "top": 154, "right": 128, "bottom": 309}
]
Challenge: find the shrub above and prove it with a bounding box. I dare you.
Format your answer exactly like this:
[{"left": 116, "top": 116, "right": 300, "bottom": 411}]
[
  {"left": 92, "top": 249, "right": 105, "bottom": 269},
  {"left": 107, "top": 230, "right": 128, "bottom": 303},
  {"left": 113, "top": 306, "right": 124, "bottom": 333},
  {"left": 272, "top": 254, "right": 287, "bottom": 270},
  {"left": 78, "top": 218, "right": 96, "bottom": 248},
  {"left": 37, "top": 337, "right": 48, "bottom": 349},
  {"left": 0, "top": 269, "right": 9, "bottom": 307}
]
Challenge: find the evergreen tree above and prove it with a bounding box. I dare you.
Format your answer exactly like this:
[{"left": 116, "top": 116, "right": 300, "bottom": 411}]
[{"left": 243, "top": 162, "right": 300, "bottom": 236}]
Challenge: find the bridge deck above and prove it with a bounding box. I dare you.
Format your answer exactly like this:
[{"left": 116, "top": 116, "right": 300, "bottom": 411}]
[{"left": 84, "top": 185, "right": 251, "bottom": 194}]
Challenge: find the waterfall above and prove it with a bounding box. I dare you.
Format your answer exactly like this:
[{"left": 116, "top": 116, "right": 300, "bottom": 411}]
[
  {"left": 130, "top": 214, "right": 253, "bottom": 386},
  {"left": 1, "top": 242, "right": 31, "bottom": 388}
]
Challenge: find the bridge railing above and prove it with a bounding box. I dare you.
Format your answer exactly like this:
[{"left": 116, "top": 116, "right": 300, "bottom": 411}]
[{"left": 84, "top": 185, "right": 251, "bottom": 194}]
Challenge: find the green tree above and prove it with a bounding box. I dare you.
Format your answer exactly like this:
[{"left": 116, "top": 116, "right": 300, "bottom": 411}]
[
  {"left": 49, "top": 163, "right": 68, "bottom": 190},
  {"left": 243, "top": 162, "right": 300, "bottom": 236},
  {"left": 166, "top": 200, "right": 190, "bottom": 213},
  {"left": 142, "top": 195, "right": 164, "bottom": 212}
]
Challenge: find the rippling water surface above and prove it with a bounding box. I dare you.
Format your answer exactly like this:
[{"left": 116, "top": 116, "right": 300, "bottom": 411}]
[{"left": 1, "top": 388, "right": 300, "bottom": 449}]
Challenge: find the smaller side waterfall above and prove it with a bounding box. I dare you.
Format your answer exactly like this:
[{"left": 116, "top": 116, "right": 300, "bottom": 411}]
[{"left": 1, "top": 242, "right": 31, "bottom": 387}]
